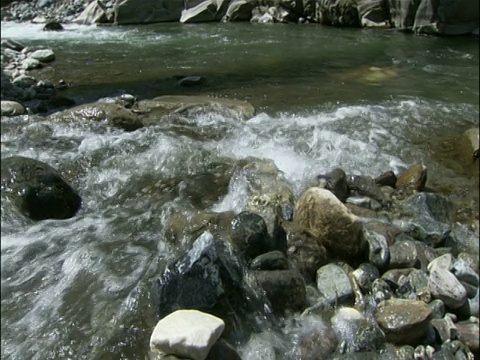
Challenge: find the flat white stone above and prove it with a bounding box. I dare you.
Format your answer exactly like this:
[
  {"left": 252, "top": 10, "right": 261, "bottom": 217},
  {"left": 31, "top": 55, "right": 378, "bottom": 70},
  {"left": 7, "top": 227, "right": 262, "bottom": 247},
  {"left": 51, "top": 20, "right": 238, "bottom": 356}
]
[{"left": 150, "top": 309, "right": 225, "bottom": 360}]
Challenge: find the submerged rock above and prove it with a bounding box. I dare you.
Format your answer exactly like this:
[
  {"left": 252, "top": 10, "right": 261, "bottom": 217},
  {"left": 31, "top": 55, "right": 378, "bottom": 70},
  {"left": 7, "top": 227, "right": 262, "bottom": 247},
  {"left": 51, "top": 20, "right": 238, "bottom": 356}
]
[{"left": 1, "top": 156, "right": 82, "bottom": 221}]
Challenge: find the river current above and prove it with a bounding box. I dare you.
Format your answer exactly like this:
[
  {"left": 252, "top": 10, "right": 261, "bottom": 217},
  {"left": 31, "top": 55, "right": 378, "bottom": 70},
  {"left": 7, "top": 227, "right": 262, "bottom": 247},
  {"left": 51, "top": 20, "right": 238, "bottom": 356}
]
[{"left": 1, "top": 22, "right": 479, "bottom": 359}]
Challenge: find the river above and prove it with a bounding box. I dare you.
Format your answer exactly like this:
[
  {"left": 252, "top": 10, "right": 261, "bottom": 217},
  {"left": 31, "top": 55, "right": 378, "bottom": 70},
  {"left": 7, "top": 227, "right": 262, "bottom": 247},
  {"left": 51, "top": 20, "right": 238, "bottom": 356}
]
[{"left": 1, "top": 21, "right": 479, "bottom": 359}]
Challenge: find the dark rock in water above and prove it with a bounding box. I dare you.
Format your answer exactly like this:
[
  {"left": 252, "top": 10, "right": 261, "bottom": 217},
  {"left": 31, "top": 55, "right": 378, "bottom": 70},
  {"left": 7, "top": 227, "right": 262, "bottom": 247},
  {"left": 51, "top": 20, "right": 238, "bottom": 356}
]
[
  {"left": 1, "top": 156, "right": 82, "bottom": 221},
  {"left": 228, "top": 211, "right": 275, "bottom": 260},
  {"left": 250, "top": 250, "right": 288, "bottom": 271},
  {"left": 316, "top": 168, "right": 349, "bottom": 202},
  {"left": 347, "top": 174, "right": 389, "bottom": 207},
  {"left": 374, "top": 170, "right": 397, "bottom": 188},
  {"left": 206, "top": 339, "right": 242, "bottom": 360},
  {"left": 251, "top": 268, "right": 306, "bottom": 313},
  {"left": 152, "top": 231, "right": 249, "bottom": 335},
  {"left": 43, "top": 21, "right": 64, "bottom": 31},
  {"left": 363, "top": 228, "right": 390, "bottom": 271}
]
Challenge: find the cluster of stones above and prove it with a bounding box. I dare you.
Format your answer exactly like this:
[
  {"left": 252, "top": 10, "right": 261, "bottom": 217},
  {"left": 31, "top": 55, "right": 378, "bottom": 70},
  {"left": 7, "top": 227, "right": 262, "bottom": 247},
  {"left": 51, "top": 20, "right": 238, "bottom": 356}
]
[
  {"left": 1, "top": 0, "right": 478, "bottom": 36},
  {"left": 1, "top": 95, "right": 478, "bottom": 359},
  {"left": 1, "top": 38, "right": 74, "bottom": 115}
]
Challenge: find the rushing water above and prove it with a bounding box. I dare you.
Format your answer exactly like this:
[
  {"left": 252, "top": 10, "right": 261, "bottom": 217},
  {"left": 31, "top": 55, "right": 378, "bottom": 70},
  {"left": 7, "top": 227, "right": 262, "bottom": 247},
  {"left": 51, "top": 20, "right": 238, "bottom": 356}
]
[{"left": 1, "top": 21, "right": 479, "bottom": 359}]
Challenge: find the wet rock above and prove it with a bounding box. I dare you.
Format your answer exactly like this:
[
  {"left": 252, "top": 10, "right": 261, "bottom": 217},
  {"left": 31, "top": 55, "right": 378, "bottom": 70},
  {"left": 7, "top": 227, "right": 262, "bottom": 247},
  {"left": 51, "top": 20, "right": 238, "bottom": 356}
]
[
  {"left": 363, "top": 228, "right": 390, "bottom": 270},
  {"left": 180, "top": 0, "right": 230, "bottom": 23},
  {"left": 1, "top": 156, "right": 82, "bottom": 221},
  {"left": 206, "top": 339, "right": 242, "bottom": 360},
  {"left": 388, "top": 239, "right": 418, "bottom": 269},
  {"left": 315, "top": 263, "right": 354, "bottom": 308},
  {"left": 396, "top": 163, "right": 427, "bottom": 192},
  {"left": 48, "top": 102, "right": 143, "bottom": 131},
  {"left": 114, "top": 0, "right": 183, "bottom": 24},
  {"left": 175, "top": 76, "right": 205, "bottom": 87},
  {"left": 134, "top": 95, "right": 255, "bottom": 126},
  {"left": 429, "top": 299, "right": 446, "bottom": 319},
  {"left": 347, "top": 174, "right": 388, "bottom": 206},
  {"left": 433, "top": 339, "right": 476, "bottom": 360},
  {"left": 223, "top": 0, "right": 255, "bottom": 21},
  {"left": 12, "top": 74, "right": 36, "bottom": 88},
  {"left": 228, "top": 211, "right": 274, "bottom": 260},
  {"left": 428, "top": 266, "right": 467, "bottom": 309},
  {"left": 374, "top": 170, "right": 397, "bottom": 188},
  {"left": 351, "top": 263, "right": 380, "bottom": 293},
  {"left": 294, "top": 187, "right": 366, "bottom": 263},
  {"left": 428, "top": 253, "right": 455, "bottom": 272},
  {"left": 375, "top": 299, "right": 432, "bottom": 345},
  {"left": 251, "top": 268, "right": 306, "bottom": 313},
  {"left": 372, "top": 278, "right": 394, "bottom": 303},
  {"left": 74, "top": 0, "right": 111, "bottom": 24},
  {"left": 250, "top": 250, "right": 288, "bottom": 271},
  {"left": 407, "top": 269, "right": 431, "bottom": 303},
  {"left": 316, "top": 167, "right": 349, "bottom": 203},
  {"left": 330, "top": 307, "right": 385, "bottom": 353},
  {"left": 395, "top": 345, "right": 416, "bottom": 359},
  {"left": 43, "top": 21, "right": 64, "bottom": 31},
  {"left": 283, "top": 220, "right": 329, "bottom": 283},
  {"left": 402, "top": 192, "right": 456, "bottom": 224},
  {"left": 149, "top": 309, "right": 225, "bottom": 360},
  {"left": 240, "top": 332, "right": 277, "bottom": 360},
  {"left": 21, "top": 57, "right": 41, "bottom": 70},
  {"left": 152, "top": 232, "right": 246, "bottom": 327},
  {"left": 1, "top": 100, "right": 26, "bottom": 116},
  {"left": 288, "top": 315, "right": 337, "bottom": 359},
  {"left": 1, "top": 38, "right": 25, "bottom": 52},
  {"left": 29, "top": 48, "right": 55, "bottom": 62}
]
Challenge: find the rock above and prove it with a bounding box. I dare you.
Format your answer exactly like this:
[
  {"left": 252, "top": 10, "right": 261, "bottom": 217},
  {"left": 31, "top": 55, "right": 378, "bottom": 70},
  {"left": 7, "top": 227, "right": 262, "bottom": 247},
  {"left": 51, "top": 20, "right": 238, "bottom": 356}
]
[
  {"left": 330, "top": 307, "right": 385, "bottom": 353},
  {"left": 43, "top": 21, "right": 64, "bottom": 31},
  {"left": 315, "top": 0, "right": 360, "bottom": 26},
  {"left": 451, "top": 257, "right": 479, "bottom": 299},
  {"left": 114, "top": 0, "right": 184, "bottom": 24},
  {"left": 21, "top": 57, "right": 41, "bottom": 70},
  {"left": 74, "top": 0, "right": 110, "bottom": 24},
  {"left": 351, "top": 263, "right": 380, "bottom": 293},
  {"left": 316, "top": 168, "right": 349, "bottom": 203},
  {"left": 29, "top": 48, "right": 55, "bottom": 63},
  {"left": 175, "top": 76, "right": 205, "bottom": 87},
  {"left": 250, "top": 250, "right": 288, "bottom": 271},
  {"left": 456, "top": 318, "right": 479, "bottom": 356},
  {"left": 294, "top": 187, "right": 366, "bottom": 263},
  {"left": 48, "top": 102, "right": 143, "bottom": 131},
  {"left": 1, "top": 100, "right": 27, "bottom": 116},
  {"left": 149, "top": 309, "right": 225, "bottom": 360},
  {"left": 356, "top": 0, "right": 389, "bottom": 28},
  {"left": 1, "top": 38, "right": 25, "bottom": 51},
  {"left": 388, "top": 239, "right": 418, "bottom": 269},
  {"left": 240, "top": 332, "right": 277, "bottom": 360},
  {"left": 152, "top": 231, "right": 246, "bottom": 326},
  {"left": 205, "top": 339, "right": 242, "bottom": 360},
  {"left": 12, "top": 75, "right": 36, "bottom": 88},
  {"left": 402, "top": 192, "right": 456, "bottom": 224},
  {"left": 283, "top": 220, "right": 329, "bottom": 283},
  {"left": 372, "top": 278, "right": 394, "bottom": 303},
  {"left": 428, "top": 253, "right": 454, "bottom": 272},
  {"left": 428, "top": 266, "right": 467, "bottom": 309},
  {"left": 434, "top": 339, "right": 476, "bottom": 360},
  {"left": 315, "top": 263, "right": 354, "bottom": 307},
  {"left": 180, "top": 0, "right": 230, "bottom": 23},
  {"left": 1, "top": 156, "right": 82, "bottom": 221},
  {"left": 431, "top": 315, "right": 458, "bottom": 343},
  {"left": 436, "top": 0, "right": 479, "bottom": 35},
  {"left": 461, "top": 127, "right": 479, "bottom": 163},
  {"left": 363, "top": 228, "right": 390, "bottom": 270},
  {"left": 347, "top": 174, "right": 388, "bottom": 206},
  {"left": 223, "top": 0, "right": 256, "bottom": 21},
  {"left": 228, "top": 211, "right": 274, "bottom": 260},
  {"left": 375, "top": 299, "right": 432, "bottom": 345},
  {"left": 251, "top": 268, "right": 306, "bottom": 313},
  {"left": 396, "top": 163, "right": 427, "bottom": 192},
  {"left": 134, "top": 95, "right": 255, "bottom": 126}
]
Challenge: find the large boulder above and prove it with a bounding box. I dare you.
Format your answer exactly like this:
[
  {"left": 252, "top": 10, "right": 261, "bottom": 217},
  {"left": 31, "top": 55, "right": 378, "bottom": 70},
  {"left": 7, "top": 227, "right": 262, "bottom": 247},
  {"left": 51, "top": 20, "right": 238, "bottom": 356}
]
[
  {"left": 1, "top": 156, "right": 82, "bottom": 221},
  {"left": 114, "top": 0, "right": 184, "bottom": 24},
  {"left": 356, "top": 0, "right": 389, "bottom": 27},
  {"left": 180, "top": 0, "right": 231, "bottom": 22},
  {"left": 294, "top": 187, "right": 367, "bottom": 263},
  {"left": 223, "top": 0, "right": 256, "bottom": 21},
  {"left": 315, "top": 0, "right": 360, "bottom": 26},
  {"left": 48, "top": 102, "right": 143, "bottom": 131},
  {"left": 74, "top": 0, "right": 112, "bottom": 24},
  {"left": 133, "top": 95, "right": 255, "bottom": 126}
]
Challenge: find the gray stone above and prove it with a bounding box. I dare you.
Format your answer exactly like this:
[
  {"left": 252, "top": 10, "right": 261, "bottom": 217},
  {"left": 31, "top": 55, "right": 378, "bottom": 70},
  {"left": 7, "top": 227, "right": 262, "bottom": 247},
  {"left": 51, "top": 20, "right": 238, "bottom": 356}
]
[
  {"left": 431, "top": 315, "right": 458, "bottom": 343},
  {"left": 363, "top": 228, "right": 390, "bottom": 270},
  {"left": 316, "top": 263, "right": 354, "bottom": 306},
  {"left": 451, "top": 257, "right": 479, "bottom": 299},
  {"left": 388, "top": 239, "right": 418, "bottom": 269},
  {"left": 12, "top": 74, "right": 36, "bottom": 88},
  {"left": 456, "top": 318, "right": 479, "bottom": 356},
  {"left": 223, "top": 0, "right": 256, "bottom": 21},
  {"left": 351, "top": 263, "right": 380, "bottom": 293},
  {"left": 428, "top": 266, "right": 467, "bottom": 309},
  {"left": 74, "top": 0, "right": 110, "bottom": 24},
  {"left": 114, "top": 0, "right": 184, "bottom": 24},
  {"left": 1, "top": 100, "right": 26, "bottom": 116},
  {"left": 428, "top": 299, "right": 446, "bottom": 319},
  {"left": 29, "top": 48, "right": 55, "bottom": 62},
  {"left": 316, "top": 168, "right": 349, "bottom": 203},
  {"left": 180, "top": 0, "right": 230, "bottom": 23},
  {"left": 21, "top": 57, "right": 40, "bottom": 70},
  {"left": 428, "top": 253, "right": 454, "bottom": 272},
  {"left": 250, "top": 250, "right": 288, "bottom": 271}
]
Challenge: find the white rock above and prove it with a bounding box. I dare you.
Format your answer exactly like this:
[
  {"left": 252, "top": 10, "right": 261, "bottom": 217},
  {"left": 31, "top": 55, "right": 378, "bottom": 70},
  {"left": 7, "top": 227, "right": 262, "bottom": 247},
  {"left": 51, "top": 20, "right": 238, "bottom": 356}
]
[
  {"left": 428, "top": 253, "right": 454, "bottom": 273},
  {"left": 150, "top": 309, "right": 225, "bottom": 360},
  {"left": 1, "top": 100, "right": 26, "bottom": 116},
  {"left": 29, "top": 49, "right": 55, "bottom": 63}
]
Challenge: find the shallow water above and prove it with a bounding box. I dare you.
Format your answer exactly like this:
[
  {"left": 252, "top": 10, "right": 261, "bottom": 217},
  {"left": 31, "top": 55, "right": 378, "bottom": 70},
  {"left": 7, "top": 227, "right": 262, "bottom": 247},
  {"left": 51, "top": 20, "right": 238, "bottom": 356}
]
[{"left": 1, "top": 21, "right": 479, "bottom": 359}]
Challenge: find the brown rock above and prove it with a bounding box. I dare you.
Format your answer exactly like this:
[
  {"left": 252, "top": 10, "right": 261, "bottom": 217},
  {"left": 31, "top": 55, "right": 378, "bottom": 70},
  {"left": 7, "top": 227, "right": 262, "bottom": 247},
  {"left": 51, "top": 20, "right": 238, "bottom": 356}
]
[
  {"left": 396, "top": 163, "right": 427, "bottom": 191},
  {"left": 375, "top": 299, "right": 432, "bottom": 344}
]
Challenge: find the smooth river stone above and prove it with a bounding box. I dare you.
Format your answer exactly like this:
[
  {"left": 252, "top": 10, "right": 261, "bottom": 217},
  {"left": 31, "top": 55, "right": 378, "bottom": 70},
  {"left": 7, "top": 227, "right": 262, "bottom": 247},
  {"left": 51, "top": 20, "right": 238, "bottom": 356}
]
[
  {"left": 428, "top": 266, "right": 467, "bottom": 309},
  {"left": 375, "top": 299, "right": 432, "bottom": 344}
]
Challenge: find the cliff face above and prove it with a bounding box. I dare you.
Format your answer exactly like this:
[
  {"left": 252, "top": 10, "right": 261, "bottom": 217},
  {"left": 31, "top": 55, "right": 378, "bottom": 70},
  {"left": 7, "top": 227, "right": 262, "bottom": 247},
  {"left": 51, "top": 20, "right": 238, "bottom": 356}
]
[{"left": 1, "top": 0, "right": 478, "bottom": 36}]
